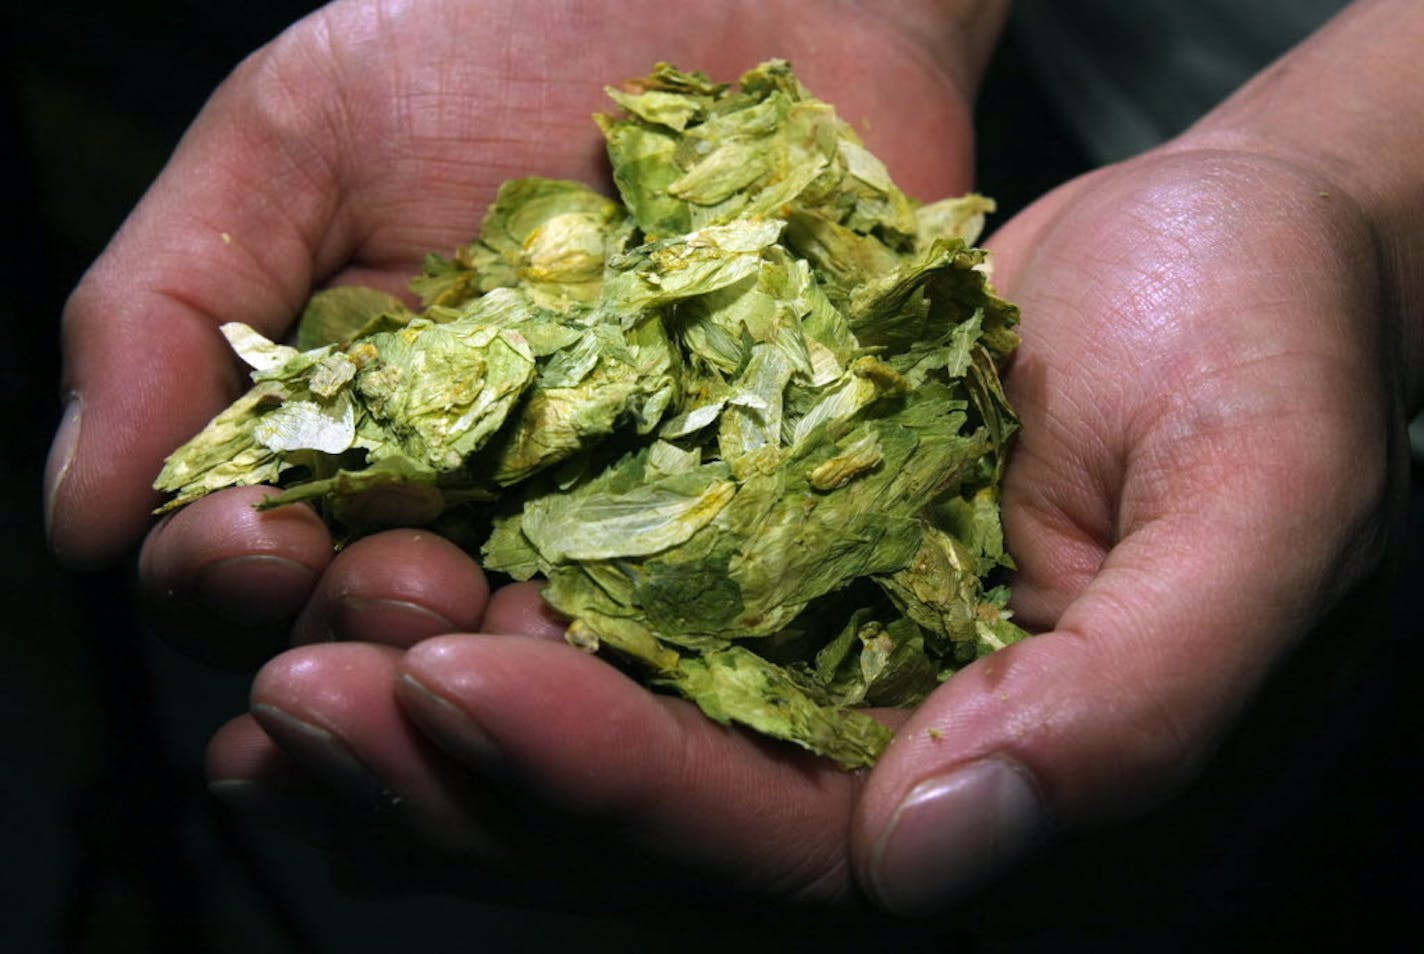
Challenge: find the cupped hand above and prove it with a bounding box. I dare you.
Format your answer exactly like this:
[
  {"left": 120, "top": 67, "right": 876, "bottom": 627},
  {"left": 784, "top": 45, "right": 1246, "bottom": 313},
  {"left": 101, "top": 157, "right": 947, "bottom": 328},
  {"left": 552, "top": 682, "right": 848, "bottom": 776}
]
[
  {"left": 855, "top": 144, "right": 1406, "bottom": 913},
  {"left": 46, "top": 0, "right": 996, "bottom": 569},
  {"left": 51, "top": 0, "right": 1022, "bottom": 917}
]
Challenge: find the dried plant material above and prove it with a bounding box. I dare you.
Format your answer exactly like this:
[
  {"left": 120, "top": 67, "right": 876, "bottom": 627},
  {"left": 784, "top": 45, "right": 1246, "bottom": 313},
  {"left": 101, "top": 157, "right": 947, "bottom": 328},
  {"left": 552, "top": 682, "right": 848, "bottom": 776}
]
[{"left": 156, "top": 61, "right": 1029, "bottom": 768}]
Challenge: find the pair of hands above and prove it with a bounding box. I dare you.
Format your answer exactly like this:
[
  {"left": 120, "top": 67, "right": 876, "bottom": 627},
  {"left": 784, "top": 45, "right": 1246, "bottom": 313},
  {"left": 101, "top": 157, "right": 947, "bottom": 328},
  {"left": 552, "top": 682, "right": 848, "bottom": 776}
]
[{"left": 45, "top": 0, "right": 1408, "bottom": 917}]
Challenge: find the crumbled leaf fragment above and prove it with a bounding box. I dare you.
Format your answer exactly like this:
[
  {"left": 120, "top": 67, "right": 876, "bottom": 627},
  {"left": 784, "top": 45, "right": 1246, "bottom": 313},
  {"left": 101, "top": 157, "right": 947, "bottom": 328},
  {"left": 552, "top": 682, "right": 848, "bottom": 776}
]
[
  {"left": 298, "top": 286, "right": 412, "bottom": 350},
  {"left": 666, "top": 646, "right": 892, "bottom": 769},
  {"left": 153, "top": 59, "right": 1030, "bottom": 768}
]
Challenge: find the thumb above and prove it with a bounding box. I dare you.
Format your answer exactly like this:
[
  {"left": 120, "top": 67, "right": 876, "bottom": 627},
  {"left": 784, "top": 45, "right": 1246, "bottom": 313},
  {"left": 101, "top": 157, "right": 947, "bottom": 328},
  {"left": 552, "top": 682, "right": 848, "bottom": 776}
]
[
  {"left": 850, "top": 472, "right": 1387, "bottom": 917},
  {"left": 43, "top": 28, "right": 355, "bottom": 569}
]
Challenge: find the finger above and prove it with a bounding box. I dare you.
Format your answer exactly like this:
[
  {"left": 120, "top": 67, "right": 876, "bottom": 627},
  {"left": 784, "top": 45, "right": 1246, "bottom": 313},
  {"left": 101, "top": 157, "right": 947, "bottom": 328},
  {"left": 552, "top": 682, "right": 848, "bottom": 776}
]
[
  {"left": 246, "top": 642, "right": 496, "bottom": 855},
  {"left": 291, "top": 529, "right": 489, "bottom": 648},
  {"left": 206, "top": 714, "right": 334, "bottom": 839},
  {"left": 480, "top": 581, "right": 568, "bottom": 640},
  {"left": 138, "top": 485, "right": 332, "bottom": 668},
  {"left": 207, "top": 709, "right": 479, "bottom": 898},
  {"left": 396, "top": 634, "right": 867, "bottom": 905},
  {"left": 45, "top": 42, "right": 349, "bottom": 568},
  {"left": 42, "top": 3, "right": 551, "bottom": 568},
  {"left": 207, "top": 691, "right": 489, "bottom": 880},
  {"left": 853, "top": 373, "right": 1392, "bottom": 916},
  {"left": 851, "top": 508, "right": 1340, "bottom": 917}
]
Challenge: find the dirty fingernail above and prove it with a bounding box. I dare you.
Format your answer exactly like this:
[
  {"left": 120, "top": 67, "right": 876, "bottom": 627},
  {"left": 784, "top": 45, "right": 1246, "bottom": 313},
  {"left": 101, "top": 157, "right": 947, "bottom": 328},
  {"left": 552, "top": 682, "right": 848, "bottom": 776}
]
[
  {"left": 295, "top": 597, "right": 458, "bottom": 647},
  {"left": 251, "top": 703, "right": 374, "bottom": 796},
  {"left": 869, "top": 757, "right": 1044, "bottom": 917},
  {"left": 396, "top": 673, "right": 508, "bottom": 779},
  {"left": 192, "top": 555, "right": 317, "bottom": 625}
]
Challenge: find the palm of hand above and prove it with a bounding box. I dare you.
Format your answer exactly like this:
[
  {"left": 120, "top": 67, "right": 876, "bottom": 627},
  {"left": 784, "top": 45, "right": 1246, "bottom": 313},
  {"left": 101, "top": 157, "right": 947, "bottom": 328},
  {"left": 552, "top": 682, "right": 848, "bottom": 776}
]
[{"left": 232, "top": 0, "right": 975, "bottom": 295}]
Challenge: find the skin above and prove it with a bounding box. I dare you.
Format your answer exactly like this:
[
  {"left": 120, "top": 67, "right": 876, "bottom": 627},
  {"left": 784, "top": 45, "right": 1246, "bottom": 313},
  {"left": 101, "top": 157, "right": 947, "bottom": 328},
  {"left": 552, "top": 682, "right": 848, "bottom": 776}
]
[{"left": 45, "top": 0, "right": 1422, "bottom": 919}]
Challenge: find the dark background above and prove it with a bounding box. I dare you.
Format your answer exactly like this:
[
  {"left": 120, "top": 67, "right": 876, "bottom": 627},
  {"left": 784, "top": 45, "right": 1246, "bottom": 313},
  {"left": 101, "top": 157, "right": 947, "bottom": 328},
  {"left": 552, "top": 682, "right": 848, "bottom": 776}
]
[{"left": 3, "top": 2, "right": 1419, "bottom": 951}]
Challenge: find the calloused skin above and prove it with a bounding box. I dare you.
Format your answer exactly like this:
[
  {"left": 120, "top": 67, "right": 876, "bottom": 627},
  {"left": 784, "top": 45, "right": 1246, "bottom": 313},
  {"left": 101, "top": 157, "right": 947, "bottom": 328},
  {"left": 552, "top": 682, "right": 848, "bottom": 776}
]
[{"left": 46, "top": 0, "right": 1417, "bottom": 918}]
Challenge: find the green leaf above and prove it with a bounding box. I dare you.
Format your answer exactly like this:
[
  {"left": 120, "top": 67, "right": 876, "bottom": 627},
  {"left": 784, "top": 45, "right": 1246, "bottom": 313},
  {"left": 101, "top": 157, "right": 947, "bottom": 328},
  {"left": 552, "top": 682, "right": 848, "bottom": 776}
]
[
  {"left": 666, "top": 646, "right": 892, "bottom": 769},
  {"left": 298, "top": 286, "right": 412, "bottom": 350}
]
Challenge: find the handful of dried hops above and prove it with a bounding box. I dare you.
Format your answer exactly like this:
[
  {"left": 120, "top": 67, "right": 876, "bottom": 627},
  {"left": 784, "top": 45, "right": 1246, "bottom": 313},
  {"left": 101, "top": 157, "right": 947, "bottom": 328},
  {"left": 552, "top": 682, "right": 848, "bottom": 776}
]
[{"left": 156, "top": 61, "right": 1027, "bottom": 767}]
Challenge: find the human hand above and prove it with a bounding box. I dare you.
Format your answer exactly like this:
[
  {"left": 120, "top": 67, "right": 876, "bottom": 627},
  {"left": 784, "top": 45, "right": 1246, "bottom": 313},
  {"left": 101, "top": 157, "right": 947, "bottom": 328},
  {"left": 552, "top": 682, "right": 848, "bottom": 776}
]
[
  {"left": 45, "top": 0, "right": 1001, "bottom": 570},
  {"left": 855, "top": 142, "right": 1407, "bottom": 913},
  {"left": 852, "top": 0, "right": 1424, "bottom": 908},
  {"left": 50, "top": 0, "right": 1020, "bottom": 914}
]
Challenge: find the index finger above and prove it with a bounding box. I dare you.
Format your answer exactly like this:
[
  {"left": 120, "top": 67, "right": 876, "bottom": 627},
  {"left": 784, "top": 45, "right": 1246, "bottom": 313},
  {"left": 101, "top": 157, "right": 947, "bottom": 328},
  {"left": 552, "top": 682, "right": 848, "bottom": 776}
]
[{"left": 44, "top": 44, "right": 347, "bottom": 568}]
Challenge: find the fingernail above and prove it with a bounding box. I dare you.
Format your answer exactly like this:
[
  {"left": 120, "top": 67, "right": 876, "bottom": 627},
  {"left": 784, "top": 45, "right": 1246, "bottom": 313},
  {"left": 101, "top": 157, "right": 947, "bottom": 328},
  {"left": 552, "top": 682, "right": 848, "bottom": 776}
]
[
  {"left": 43, "top": 394, "right": 82, "bottom": 545},
  {"left": 192, "top": 555, "right": 318, "bottom": 626},
  {"left": 295, "top": 597, "right": 458, "bottom": 646},
  {"left": 396, "top": 673, "right": 508, "bottom": 779},
  {"left": 346, "top": 598, "right": 457, "bottom": 637},
  {"left": 869, "top": 757, "right": 1044, "bottom": 917},
  {"left": 251, "top": 703, "right": 374, "bottom": 795}
]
